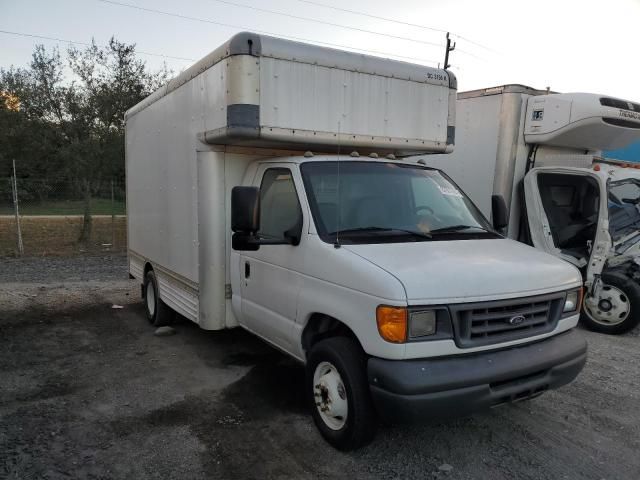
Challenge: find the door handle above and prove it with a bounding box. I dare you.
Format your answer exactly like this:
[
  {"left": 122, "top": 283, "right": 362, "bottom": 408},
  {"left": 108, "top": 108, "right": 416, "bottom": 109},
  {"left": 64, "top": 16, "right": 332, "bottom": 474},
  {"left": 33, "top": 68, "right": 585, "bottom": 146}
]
[{"left": 245, "top": 261, "right": 250, "bottom": 279}]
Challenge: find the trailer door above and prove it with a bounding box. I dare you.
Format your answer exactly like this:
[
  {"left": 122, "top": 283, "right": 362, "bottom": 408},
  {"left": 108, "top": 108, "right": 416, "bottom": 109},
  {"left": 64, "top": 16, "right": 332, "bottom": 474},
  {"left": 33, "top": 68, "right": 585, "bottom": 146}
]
[{"left": 523, "top": 167, "right": 609, "bottom": 269}]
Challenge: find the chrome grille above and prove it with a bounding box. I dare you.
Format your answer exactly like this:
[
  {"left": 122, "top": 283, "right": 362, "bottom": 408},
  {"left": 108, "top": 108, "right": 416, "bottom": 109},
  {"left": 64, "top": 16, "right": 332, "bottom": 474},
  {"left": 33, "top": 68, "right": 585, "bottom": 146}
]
[{"left": 449, "top": 292, "right": 566, "bottom": 348}]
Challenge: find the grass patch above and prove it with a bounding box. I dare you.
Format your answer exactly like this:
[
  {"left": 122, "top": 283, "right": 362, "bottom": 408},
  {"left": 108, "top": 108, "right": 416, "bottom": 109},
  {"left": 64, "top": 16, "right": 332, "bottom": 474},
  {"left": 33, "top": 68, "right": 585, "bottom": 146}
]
[{"left": 0, "top": 198, "right": 126, "bottom": 215}]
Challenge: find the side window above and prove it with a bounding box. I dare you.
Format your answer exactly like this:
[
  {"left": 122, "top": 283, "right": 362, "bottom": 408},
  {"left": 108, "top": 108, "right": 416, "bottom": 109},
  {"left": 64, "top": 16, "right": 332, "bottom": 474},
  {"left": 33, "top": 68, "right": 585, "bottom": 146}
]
[{"left": 259, "top": 168, "right": 302, "bottom": 240}]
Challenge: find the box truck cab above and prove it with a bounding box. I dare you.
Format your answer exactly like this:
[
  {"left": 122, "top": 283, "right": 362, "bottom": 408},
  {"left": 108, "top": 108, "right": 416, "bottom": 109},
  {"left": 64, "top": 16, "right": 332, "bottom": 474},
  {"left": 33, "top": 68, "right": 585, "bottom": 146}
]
[
  {"left": 126, "top": 37, "right": 586, "bottom": 450},
  {"left": 424, "top": 86, "right": 640, "bottom": 334}
]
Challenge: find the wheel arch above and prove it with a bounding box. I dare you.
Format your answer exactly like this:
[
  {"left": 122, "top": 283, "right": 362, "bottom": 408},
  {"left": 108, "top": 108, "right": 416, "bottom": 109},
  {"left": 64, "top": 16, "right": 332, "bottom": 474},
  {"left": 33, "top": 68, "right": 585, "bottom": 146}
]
[
  {"left": 143, "top": 262, "right": 154, "bottom": 277},
  {"left": 301, "top": 313, "right": 363, "bottom": 359}
]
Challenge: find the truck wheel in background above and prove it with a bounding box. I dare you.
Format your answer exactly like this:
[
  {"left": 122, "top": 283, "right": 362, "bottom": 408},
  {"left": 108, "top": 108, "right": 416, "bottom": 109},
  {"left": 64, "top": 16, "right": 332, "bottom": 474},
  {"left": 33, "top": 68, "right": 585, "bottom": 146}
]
[
  {"left": 581, "top": 270, "right": 640, "bottom": 334},
  {"left": 306, "top": 337, "right": 377, "bottom": 450},
  {"left": 143, "top": 270, "right": 173, "bottom": 327}
]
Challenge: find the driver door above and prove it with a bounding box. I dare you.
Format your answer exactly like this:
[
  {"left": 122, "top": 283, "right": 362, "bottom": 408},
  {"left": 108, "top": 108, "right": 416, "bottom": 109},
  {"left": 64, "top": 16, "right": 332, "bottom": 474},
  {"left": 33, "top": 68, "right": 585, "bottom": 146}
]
[
  {"left": 523, "top": 167, "right": 610, "bottom": 275},
  {"left": 238, "top": 163, "right": 307, "bottom": 354}
]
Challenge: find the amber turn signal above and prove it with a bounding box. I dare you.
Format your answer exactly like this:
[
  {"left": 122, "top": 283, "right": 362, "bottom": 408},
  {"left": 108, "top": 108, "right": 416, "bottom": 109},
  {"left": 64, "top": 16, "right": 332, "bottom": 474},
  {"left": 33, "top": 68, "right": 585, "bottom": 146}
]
[{"left": 376, "top": 305, "right": 407, "bottom": 343}]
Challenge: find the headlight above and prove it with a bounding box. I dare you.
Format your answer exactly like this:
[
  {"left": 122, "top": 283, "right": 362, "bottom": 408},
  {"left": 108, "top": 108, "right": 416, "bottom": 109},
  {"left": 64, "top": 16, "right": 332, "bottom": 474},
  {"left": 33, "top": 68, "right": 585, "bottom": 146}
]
[
  {"left": 409, "top": 310, "right": 437, "bottom": 338},
  {"left": 563, "top": 288, "right": 583, "bottom": 313},
  {"left": 377, "top": 306, "right": 449, "bottom": 343}
]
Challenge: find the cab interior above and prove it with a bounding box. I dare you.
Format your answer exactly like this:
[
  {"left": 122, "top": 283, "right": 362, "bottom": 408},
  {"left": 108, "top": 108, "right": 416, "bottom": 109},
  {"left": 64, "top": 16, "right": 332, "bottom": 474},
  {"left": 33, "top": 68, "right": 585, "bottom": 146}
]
[{"left": 537, "top": 173, "right": 600, "bottom": 263}]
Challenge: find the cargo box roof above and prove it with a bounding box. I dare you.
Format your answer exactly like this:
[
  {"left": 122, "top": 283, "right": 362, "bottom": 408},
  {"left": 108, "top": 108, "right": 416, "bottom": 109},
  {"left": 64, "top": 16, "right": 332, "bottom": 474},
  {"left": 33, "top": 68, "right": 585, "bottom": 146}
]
[
  {"left": 125, "top": 32, "right": 456, "bottom": 156},
  {"left": 126, "top": 32, "right": 455, "bottom": 120}
]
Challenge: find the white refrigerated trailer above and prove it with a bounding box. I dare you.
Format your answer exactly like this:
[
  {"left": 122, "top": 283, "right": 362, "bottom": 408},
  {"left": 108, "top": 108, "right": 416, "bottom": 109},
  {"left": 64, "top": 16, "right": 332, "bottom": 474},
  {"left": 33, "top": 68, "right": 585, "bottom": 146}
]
[
  {"left": 126, "top": 36, "right": 586, "bottom": 450},
  {"left": 423, "top": 85, "right": 640, "bottom": 334}
]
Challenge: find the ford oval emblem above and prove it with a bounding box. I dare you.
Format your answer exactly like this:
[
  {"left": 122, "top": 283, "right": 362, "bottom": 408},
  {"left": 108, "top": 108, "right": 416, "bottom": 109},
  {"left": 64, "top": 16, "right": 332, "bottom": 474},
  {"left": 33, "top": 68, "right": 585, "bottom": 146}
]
[{"left": 509, "top": 315, "right": 526, "bottom": 326}]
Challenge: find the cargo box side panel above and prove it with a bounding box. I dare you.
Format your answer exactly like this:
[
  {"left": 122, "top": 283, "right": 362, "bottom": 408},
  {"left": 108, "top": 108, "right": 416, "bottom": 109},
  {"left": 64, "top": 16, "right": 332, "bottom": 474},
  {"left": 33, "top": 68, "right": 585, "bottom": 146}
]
[
  {"left": 423, "top": 94, "right": 502, "bottom": 218},
  {"left": 126, "top": 69, "right": 209, "bottom": 284},
  {"left": 259, "top": 57, "right": 450, "bottom": 151}
]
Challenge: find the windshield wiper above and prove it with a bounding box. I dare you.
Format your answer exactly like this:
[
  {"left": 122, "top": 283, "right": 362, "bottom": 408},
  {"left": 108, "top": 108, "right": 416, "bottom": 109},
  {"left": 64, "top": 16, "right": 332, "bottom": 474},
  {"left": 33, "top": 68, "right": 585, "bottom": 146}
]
[
  {"left": 430, "top": 224, "right": 491, "bottom": 234},
  {"left": 328, "top": 226, "right": 432, "bottom": 239}
]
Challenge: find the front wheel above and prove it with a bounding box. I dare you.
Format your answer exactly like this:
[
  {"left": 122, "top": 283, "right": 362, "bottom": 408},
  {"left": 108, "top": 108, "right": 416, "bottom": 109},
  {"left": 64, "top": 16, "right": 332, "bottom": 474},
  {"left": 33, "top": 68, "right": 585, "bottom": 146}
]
[
  {"left": 306, "top": 337, "right": 377, "bottom": 451},
  {"left": 581, "top": 270, "right": 640, "bottom": 334}
]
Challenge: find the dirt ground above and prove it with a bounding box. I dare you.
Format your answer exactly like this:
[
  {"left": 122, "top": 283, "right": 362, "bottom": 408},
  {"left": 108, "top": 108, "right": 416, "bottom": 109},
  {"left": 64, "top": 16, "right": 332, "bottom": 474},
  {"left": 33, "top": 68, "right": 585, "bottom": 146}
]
[{"left": 1, "top": 255, "right": 639, "bottom": 480}]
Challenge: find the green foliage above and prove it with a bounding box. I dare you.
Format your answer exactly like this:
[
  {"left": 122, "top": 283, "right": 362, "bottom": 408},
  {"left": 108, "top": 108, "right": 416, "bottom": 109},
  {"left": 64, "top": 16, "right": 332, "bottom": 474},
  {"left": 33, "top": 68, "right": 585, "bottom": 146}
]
[
  {"left": 0, "top": 38, "right": 169, "bottom": 239},
  {"left": 0, "top": 37, "right": 170, "bottom": 205}
]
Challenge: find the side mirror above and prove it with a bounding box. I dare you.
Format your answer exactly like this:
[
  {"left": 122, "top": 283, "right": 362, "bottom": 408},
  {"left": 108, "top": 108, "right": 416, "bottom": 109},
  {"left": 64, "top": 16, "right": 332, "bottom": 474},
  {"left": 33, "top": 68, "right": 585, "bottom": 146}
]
[
  {"left": 232, "top": 186, "right": 260, "bottom": 233},
  {"left": 231, "top": 186, "right": 301, "bottom": 251},
  {"left": 491, "top": 194, "right": 509, "bottom": 231}
]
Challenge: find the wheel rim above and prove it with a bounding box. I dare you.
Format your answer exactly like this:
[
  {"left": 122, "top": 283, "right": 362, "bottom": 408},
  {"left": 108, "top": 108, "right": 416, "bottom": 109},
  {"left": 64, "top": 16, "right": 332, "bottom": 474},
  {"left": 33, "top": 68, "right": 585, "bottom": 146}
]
[
  {"left": 313, "top": 361, "right": 348, "bottom": 430},
  {"left": 584, "top": 284, "right": 630, "bottom": 326},
  {"left": 146, "top": 281, "right": 156, "bottom": 317}
]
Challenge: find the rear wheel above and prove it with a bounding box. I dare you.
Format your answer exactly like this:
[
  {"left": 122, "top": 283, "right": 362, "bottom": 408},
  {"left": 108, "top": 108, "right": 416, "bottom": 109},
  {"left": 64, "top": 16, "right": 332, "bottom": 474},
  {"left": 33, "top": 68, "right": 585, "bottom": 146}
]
[
  {"left": 306, "top": 337, "right": 377, "bottom": 450},
  {"left": 581, "top": 270, "right": 640, "bottom": 334},
  {"left": 143, "top": 270, "right": 173, "bottom": 327}
]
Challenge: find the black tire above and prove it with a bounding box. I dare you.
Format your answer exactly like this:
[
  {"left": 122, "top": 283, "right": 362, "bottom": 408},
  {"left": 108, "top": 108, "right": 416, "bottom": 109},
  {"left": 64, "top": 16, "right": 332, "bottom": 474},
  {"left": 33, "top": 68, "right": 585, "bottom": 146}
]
[
  {"left": 581, "top": 270, "right": 640, "bottom": 335},
  {"left": 306, "top": 337, "right": 377, "bottom": 450},
  {"left": 143, "top": 270, "right": 173, "bottom": 327}
]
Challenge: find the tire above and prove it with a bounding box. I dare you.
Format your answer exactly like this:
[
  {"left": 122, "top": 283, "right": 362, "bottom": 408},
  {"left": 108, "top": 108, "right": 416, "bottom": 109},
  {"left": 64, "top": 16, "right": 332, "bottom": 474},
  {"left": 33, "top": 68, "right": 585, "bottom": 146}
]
[
  {"left": 581, "top": 270, "right": 640, "bottom": 335},
  {"left": 143, "top": 270, "right": 173, "bottom": 327},
  {"left": 306, "top": 337, "right": 377, "bottom": 450}
]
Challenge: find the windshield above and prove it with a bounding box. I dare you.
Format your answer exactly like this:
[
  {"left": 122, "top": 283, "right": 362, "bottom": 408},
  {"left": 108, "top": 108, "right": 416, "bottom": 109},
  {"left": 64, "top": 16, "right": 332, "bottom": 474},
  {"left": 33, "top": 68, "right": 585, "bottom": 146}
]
[
  {"left": 300, "top": 161, "right": 496, "bottom": 244},
  {"left": 608, "top": 178, "right": 640, "bottom": 242}
]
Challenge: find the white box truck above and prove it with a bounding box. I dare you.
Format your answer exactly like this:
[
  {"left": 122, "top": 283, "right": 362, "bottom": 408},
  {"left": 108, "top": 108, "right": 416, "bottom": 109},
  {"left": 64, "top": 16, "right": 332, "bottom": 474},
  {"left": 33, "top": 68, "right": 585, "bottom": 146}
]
[
  {"left": 126, "top": 35, "right": 586, "bottom": 450},
  {"left": 423, "top": 85, "right": 640, "bottom": 335}
]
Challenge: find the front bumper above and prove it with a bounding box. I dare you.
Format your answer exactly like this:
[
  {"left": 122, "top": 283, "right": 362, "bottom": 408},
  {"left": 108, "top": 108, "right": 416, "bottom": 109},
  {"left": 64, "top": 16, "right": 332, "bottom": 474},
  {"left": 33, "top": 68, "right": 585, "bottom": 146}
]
[{"left": 368, "top": 329, "right": 587, "bottom": 423}]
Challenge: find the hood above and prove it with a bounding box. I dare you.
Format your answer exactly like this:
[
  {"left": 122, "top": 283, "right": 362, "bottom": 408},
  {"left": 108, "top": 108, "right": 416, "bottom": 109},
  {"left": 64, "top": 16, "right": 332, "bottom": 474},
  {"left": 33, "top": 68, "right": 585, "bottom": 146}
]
[{"left": 343, "top": 238, "right": 582, "bottom": 304}]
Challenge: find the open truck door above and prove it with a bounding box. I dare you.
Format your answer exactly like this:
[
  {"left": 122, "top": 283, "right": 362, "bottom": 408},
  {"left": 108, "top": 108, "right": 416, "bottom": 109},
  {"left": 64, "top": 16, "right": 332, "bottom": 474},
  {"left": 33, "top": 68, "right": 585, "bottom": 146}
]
[
  {"left": 524, "top": 167, "right": 640, "bottom": 333},
  {"left": 523, "top": 167, "right": 609, "bottom": 269}
]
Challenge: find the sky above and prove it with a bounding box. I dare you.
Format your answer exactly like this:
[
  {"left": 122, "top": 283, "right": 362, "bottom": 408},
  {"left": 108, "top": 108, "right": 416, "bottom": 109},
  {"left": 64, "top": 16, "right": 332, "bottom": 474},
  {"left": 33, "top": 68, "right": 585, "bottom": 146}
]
[{"left": 1, "top": 0, "right": 639, "bottom": 100}]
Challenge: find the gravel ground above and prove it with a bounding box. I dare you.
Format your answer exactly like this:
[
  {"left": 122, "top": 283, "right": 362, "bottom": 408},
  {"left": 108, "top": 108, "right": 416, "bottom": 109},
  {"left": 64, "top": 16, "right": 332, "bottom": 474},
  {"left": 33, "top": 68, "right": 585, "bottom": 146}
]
[
  {"left": 1, "top": 255, "right": 639, "bottom": 479},
  {"left": 0, "top": 254, "right": 128, "bottom": 283}
]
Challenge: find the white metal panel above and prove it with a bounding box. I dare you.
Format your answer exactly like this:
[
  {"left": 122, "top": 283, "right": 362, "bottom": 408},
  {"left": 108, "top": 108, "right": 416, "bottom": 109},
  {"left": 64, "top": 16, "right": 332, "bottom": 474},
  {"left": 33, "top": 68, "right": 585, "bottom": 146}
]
[
  {"left": 157, "top": 271, "right": 199, "bottom": 322},
  {"left": 526, "top": 95, "right": 572, "bottom": 136},
  {"left": 191, "top": 149, "right": 264, "bottom": 330},
  {"left": 293, "top": 234, "right": 408, "bottom": 360},
  {"left": 127, "top": 32, "right": 453, "bottom": 121},
  {"left": 226, "top": 55, "right": 260, "bottom": 105},
  {"left": 525, "top": 93, "right": 640, "bottom": 150},
  {"left": 202, "top": 62, "right": 227, "bottom": 133},
  {"left": 259, "top": 57, "right": 450, "bottom": 145},
  {"left": 345, "top": 239, "right": 582, "bottom": 304},
  {"left": 197, "top": 150, "right": 227, "bottom": 330},
  {"left": 384, "top": 74, "right": 448, "bottom": 140},
  {"left": 259, "top": 58, "right": 343, "bottom": 133},
  {"left": 126, "top": 68, "right": 204, "bottom": 282},
  {"left": 421, "top": 94, "right": 503, "bottom": 218},
  {"left": 534, "top": 152, "right": 598, "bottom": 168},
  {"left": 129, "top": 253, "right": 144, "bottom": 280}
]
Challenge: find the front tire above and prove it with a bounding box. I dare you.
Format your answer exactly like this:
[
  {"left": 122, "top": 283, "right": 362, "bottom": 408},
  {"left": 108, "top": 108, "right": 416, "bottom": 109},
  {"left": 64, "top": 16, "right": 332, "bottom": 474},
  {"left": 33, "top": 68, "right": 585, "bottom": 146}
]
[
  {"left": 306, "top": 337, "right": 377, "bottom": 450},
  {"left": 143, "top": 270, "right": 173, "bottom": 327},
  {"left": 581, "top": 270, "right": 640, "bottom": 334}
]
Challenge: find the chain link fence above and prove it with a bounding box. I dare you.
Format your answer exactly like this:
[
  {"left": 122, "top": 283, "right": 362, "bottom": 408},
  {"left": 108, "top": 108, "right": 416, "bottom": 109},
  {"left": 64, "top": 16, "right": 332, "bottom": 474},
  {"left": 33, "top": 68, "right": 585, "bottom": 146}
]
[{"left": 1, "top": 175, "right": 126, "bottom": 257}]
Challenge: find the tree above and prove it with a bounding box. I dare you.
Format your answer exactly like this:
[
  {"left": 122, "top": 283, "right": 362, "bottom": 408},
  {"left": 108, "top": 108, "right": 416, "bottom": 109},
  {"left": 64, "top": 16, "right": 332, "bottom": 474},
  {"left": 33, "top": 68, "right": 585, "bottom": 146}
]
[{"left": 0, "top": 38, "right": 170, "bottom": 242}]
